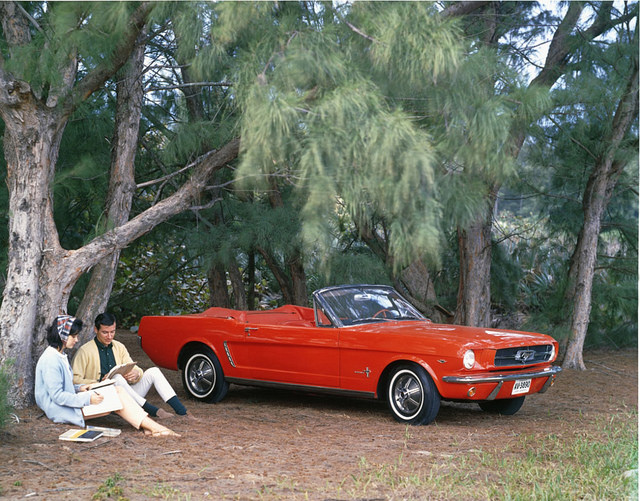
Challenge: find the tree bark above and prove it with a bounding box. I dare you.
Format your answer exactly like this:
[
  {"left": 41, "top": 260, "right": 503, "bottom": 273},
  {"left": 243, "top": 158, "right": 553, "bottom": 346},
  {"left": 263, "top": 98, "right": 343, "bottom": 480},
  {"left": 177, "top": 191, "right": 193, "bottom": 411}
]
[
  {"left": 396, "top": 260, "right": 445, "bottom": 323},
  {"left": 562, "top": 65, "right": 638, "bottom": 370},
  {"left": 228, "top": 259, "right": 248, "bottom": 310},
  {"left": 357, "top": 217, "right": 443, "bottom": 320},
  {"left": 257, "top": 246, "right": 294, "bottom": 305},
  {"left": 208, "top": 264, "right": 231, "bottom": 308},
  {"left": 75, "top": 30, "right": 147, "bottom": 344},
  {"left": 247, "top": 250, "right": 256, "bottom": 310},
  {"left": 265, "top": 180, "right": 308, "bottom": 306},
  {"left": 454, "top": 199, "right": 494, "bottom": 327}
]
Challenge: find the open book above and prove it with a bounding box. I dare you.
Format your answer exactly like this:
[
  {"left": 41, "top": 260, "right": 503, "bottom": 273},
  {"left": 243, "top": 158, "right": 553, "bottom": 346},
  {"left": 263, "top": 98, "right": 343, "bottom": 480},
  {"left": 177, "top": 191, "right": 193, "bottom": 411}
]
[
  {"left": 59, "top": 429, "right": 103, "bottom": 442},
  {"left": 82, "top": 380, "right": 123, "bottom": 417},
  {"left": 105, "top": 361, "right": 137, "bottom": 380}
]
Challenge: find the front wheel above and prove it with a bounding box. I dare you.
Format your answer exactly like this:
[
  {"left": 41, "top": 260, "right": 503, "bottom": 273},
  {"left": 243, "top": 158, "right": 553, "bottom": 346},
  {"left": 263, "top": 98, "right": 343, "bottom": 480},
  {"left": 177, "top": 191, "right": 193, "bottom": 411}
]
[
  {"left": 478, "top": 395, "right": 525, "bottom": 415},
  {"left": 181, "top": 347, "right": 229, "bottom": 403},
  {"left": 387, "top": 364, "right": 440, "bottom": 425}
]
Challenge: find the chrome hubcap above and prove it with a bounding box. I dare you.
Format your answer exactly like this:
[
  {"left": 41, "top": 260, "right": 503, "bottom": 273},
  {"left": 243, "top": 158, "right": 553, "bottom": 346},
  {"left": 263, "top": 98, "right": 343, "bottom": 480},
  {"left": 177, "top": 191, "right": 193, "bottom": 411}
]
[
  {"left": 189, "top": 357, "right": 214, "bottom": 394},
  {"left": 393, "top": 373, "right": 423, "bottom": 416}
]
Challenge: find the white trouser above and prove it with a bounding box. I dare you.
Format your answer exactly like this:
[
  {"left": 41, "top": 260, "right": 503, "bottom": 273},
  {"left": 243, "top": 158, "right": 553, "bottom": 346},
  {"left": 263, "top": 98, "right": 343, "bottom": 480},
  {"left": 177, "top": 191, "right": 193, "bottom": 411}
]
[{"left": 112, "top": 367, "right": 177, "bottom": 408}]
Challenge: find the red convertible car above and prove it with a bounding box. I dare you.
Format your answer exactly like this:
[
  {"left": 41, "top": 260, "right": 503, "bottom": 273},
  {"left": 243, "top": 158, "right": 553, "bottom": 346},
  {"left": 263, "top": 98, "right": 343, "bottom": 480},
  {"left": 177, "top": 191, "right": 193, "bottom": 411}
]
[{"left": 138, "top": 284, "right": 561, "bottom": 425}]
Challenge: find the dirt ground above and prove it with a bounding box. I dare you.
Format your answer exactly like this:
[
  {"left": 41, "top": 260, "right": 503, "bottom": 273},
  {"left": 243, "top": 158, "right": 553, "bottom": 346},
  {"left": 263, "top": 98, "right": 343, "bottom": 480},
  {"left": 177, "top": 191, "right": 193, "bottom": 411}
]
[{"left": 0, "top": 330, "right": 637, "bottom": 500}]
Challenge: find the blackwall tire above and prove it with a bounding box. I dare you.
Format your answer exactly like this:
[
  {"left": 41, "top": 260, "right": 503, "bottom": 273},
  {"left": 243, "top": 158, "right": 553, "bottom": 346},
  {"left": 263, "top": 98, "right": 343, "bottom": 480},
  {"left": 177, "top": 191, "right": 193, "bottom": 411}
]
[
  {"left": 387, "top": 364, "right": 440, "bottom": 425},
  {"left": 181, "top": 347, "right": 229, "bottom": 403}
]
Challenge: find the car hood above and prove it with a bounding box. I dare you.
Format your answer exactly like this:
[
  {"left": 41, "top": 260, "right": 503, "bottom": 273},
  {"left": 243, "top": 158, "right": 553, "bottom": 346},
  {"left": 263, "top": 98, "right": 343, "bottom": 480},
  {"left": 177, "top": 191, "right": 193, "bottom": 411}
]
[{"left": 347, "top": 320, "right": 555, "bottom": 348}]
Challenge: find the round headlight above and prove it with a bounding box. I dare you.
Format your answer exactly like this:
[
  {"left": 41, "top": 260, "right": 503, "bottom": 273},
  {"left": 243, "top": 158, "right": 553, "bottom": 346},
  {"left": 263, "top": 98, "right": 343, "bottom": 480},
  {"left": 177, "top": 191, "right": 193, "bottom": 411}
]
[{"left": 463, "top": 350, "right": 475, "bottom": 369}]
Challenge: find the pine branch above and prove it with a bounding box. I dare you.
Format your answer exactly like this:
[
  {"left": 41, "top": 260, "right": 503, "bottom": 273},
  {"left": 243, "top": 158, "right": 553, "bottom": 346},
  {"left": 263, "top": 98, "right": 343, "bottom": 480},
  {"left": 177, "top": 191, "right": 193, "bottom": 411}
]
[
  {"left": 66, "top": 2, "right": 154, "bottom": 118},
  {"left": 344, "top": 20, "right": 377, "bottom": 43}
]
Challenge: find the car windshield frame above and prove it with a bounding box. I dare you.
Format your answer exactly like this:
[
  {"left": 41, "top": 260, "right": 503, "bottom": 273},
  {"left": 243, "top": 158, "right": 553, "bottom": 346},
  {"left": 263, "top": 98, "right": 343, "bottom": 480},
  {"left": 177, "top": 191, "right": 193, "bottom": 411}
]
[{"left": 312, "top": 284, "right": 426, "bottom": 328}]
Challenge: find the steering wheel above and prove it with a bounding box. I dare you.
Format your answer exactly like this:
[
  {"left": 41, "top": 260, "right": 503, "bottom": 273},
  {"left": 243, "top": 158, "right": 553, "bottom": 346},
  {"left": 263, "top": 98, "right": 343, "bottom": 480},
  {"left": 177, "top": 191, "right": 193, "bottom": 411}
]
[{"left": 373, "top": 309, "right": 393, "bottom": 319}]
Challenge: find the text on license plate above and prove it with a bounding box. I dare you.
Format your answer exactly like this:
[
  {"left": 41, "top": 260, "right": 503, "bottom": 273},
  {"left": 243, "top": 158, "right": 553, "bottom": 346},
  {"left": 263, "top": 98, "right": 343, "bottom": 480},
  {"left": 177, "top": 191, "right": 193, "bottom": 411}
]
[{"left": 512, "top": 378, "right": 531, "bottom": 395}]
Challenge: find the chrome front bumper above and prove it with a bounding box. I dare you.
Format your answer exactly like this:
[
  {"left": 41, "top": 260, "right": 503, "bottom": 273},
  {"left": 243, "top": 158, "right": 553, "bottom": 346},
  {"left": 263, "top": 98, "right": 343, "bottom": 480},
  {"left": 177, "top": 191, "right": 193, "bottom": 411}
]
[{"left": 442, "top": 365, "right": 562, "bottom": 400}]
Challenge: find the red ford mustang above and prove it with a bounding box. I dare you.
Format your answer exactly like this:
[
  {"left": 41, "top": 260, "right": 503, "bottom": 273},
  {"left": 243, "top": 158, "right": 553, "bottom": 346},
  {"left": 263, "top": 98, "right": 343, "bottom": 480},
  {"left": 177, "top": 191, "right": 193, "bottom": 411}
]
[{"left": 138, "top": 284, "right": 561, "bottom": 425}]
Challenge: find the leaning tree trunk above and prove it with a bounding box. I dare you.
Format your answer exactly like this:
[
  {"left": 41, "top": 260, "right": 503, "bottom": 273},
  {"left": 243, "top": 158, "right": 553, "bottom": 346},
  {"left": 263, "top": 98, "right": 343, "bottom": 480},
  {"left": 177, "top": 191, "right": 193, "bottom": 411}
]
[
  {"left": 75, "top": 33, "right": 146, "bottom": 343},
  {"left": 563, "top": 65, "right": 638, "bottom": 370}
]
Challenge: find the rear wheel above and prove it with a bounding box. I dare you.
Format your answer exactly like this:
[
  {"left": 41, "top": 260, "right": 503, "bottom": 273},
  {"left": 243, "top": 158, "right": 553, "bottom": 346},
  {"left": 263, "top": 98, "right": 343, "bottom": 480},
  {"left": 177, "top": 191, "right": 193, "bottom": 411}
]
[
  {"left": 181, "top": 347, "right": 229, "bottom": 403},
  {"left": 387, "top": 364, "right": 440, "bottom": 425},
  {"left": 478, "top": 395, "right": 525, "bottom": 415}
]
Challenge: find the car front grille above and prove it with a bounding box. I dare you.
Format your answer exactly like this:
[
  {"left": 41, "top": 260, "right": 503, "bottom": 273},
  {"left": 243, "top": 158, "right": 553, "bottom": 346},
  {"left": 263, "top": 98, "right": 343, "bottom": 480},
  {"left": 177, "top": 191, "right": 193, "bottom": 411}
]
[{"left": 494, "top": 345, "right": 554, "bottom": 367}]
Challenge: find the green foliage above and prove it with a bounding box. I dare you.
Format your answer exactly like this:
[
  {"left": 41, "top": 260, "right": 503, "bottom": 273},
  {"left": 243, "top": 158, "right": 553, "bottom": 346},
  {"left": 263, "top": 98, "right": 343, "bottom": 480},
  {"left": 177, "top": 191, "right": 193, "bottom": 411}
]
[
  {"left": 0, "top": 0, "right": 633, "bottom": 357},
  {"left": 0, "top": 360, "right": 14, "bottom": 431},
  {"left": 92, "top": 472, "right": 128, "bottom": 501},
  {"left": 220, "top": 2, "right": 454, "bottom": 272},
  {"left": 363, "top": 2, "right": 462, "bottom": 86},
  {"left": 109, "top": 236, "right": 210, "bottom": 326}
]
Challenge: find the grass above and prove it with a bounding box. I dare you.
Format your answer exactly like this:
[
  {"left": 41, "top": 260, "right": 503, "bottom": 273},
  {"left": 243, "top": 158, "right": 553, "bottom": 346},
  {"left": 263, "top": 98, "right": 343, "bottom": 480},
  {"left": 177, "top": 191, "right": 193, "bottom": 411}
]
[
  {"left": 335, "top": 411, "right": 638, "bottom": 500},
  {"left": 83, "top": 411, "right": 637, "bottom": 501},
  {"left": 0, "top": 360, "right": 15, "bottom": 431},
  {"left": 92, "top": 473, "right": 128, "bottom": 501},
  {"left": 141, "top": 482, "right": 191, "bottom": 499}
]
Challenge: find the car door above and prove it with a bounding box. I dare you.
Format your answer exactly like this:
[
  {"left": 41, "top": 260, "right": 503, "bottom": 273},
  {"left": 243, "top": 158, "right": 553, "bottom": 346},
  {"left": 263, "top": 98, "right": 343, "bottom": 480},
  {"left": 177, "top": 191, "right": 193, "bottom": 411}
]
[
  {"left": 338, "top": 326, "right": 395, "bottom": 395},
  {"left": 244, "top": 322, "right": 340, "bottom": 388}
]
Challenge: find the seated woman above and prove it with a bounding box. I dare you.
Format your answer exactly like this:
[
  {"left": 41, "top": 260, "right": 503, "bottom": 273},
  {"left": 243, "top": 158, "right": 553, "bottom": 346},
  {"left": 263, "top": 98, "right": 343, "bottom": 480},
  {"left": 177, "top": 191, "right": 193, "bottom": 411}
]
[{"left": 35, "top": 315, "right": 179, "bottom": 437}]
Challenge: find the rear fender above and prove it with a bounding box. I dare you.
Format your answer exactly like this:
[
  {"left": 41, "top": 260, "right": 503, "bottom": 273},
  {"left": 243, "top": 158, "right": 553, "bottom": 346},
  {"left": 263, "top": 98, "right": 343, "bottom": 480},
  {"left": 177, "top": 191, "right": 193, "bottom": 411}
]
[{"left": 177, "top": 341, "right": 221, "bottom": 371}]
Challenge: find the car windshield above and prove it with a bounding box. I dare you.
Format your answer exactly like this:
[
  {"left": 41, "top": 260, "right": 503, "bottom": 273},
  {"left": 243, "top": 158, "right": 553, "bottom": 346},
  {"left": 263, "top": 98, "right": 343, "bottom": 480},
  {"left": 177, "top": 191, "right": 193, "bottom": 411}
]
[{"left": 315, "top": 285, "right": 425, "bottom": 327}]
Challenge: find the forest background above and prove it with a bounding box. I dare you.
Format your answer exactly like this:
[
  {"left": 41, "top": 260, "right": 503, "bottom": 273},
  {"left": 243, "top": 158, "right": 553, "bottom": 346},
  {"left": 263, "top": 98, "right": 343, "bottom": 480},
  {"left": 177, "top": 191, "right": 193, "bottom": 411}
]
[{"left": 0, "top": 1, "right": 637, "bottom": 410}]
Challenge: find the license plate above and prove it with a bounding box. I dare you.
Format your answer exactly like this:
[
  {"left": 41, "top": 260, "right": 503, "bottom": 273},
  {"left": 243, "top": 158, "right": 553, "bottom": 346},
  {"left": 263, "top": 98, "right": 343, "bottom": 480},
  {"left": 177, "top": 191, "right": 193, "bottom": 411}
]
[{"left": 512, "top": 378, "right": 531, "bottom": 395}]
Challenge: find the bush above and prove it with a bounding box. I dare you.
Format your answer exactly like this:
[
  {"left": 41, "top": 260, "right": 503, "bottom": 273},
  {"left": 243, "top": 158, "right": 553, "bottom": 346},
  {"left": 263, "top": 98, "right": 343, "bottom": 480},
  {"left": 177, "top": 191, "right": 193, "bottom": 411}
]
[{"left": 0, "top": 360, "right": 14, "bottom": 430}]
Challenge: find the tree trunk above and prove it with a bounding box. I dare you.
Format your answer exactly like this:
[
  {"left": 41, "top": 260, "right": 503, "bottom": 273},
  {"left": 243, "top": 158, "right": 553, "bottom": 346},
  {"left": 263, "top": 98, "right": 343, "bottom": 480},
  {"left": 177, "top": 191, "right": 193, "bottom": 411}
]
[
  {"left": 208, "top": 264, "right": 231, "bottom": 308},
  {"left": 75, "top": 31, "right": 146, "bottom": 343},
  {"left": 257, "top": 247, "right": 294, "bottom": 305},
  {"left": 286, "top": 254, "right": 308, "bottom": 306},
  {"left": 0, "top": 101, "right": 67, "bottom": 404},
  {"left": 396, "top": 260, "right": 445, "bottom": 323},
  {"left": 228, "top": 260, "right": 248, "bottom": 310},
  {"left": 247, "top": 250, "right": 256, "bottom": 310},
  {"left": 266, "top": 179, "right": 308, "bottom": 305},
  {"left": 357, "top": 218, "right": 443, "bottom": 319},
  {"left": 454, "top": 202, "right": 493, "bottom": 327},
  {"left": 562, "top": 65, "right": 638, "bottom": 370}
]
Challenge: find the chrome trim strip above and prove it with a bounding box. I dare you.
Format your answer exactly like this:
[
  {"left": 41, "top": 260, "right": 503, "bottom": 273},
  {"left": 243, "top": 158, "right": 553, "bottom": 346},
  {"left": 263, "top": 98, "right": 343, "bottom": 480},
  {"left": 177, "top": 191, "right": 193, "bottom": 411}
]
[
  {"left": 442, "top": 365, "right": 562, "bottom": 384},
  {"left": 223, "top": 341, "right": 236, "bottom": 368},
  {"left": 225, "top": 377, "right": 376, "bottom": 399}
]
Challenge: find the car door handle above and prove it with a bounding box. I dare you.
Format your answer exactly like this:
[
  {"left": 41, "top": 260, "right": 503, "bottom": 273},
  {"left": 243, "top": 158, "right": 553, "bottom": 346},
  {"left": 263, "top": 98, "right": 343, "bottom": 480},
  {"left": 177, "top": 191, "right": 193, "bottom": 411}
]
[{"left": 245, "top": 327, "right": 258, "bottom": 335}]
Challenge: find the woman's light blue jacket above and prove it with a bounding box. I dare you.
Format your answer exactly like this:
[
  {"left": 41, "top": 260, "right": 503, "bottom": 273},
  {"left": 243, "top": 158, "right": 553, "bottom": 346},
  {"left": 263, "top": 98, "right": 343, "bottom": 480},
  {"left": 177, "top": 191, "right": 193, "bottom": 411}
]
[{"left": 35, "top": 346, "right": 92, "bottom": 427}]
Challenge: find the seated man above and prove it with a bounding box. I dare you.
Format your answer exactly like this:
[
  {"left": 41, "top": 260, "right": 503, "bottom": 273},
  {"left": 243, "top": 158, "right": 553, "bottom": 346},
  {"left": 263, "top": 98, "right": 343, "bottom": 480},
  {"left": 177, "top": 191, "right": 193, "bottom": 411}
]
[{"left": 72, "top": 312, "right": 192, "bottom": 419}]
